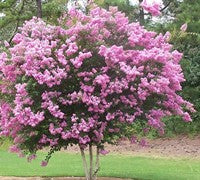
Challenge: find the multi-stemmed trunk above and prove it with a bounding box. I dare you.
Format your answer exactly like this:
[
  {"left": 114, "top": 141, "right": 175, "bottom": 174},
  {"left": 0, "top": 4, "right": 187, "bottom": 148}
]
[{"left": 80, "top": 145, "right": 100, "bottom": 180}]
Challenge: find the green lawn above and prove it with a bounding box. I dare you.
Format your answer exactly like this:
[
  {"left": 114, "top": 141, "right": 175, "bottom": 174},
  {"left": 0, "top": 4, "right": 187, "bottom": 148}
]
[{"left": 0, "top": 150, "right": 200, "bottom": 180}]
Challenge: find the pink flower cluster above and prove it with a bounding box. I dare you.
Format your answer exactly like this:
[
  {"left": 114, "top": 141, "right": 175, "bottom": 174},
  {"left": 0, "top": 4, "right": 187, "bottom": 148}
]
[
  {"left": 0, "top": 6, "right": 194, "bottom": 164},
  {"left": 140, "top": 0, "right": 162, "bottom": 16},
  {"left": 180, "top": 23, "right": 187, "bottom": 32}
]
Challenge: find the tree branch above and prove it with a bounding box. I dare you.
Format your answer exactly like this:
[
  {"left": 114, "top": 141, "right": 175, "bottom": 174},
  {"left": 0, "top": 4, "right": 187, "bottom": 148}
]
[
  {"left": 8, "top": 0, "right": 25, "bottom": 44},
  {"left": 138, "top": 0, "right": 144, "bottom": 25},
  {"left": 36, "top": 0, "right": 42, "bottom": 18},
  {"left": 160, "top": 1, "right": 171, "bottom": 12},
  {"left": 143, "top": 1, "right": 172, "bottom": 16}
]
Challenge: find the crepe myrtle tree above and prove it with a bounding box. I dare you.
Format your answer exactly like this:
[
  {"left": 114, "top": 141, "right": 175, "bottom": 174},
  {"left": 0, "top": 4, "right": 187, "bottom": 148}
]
[{"left": 0, "top": 2, "right": 195, "bottom": 180}]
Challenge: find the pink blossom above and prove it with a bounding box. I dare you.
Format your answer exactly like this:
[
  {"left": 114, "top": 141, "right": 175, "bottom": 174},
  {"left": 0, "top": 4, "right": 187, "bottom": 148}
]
[
  {"left": 41, "top": 160, "right": 48, "bottom": 167},
  {"left": 180, "top": 23, "right": 187, "bottom": 32},
  {"left": 18, "top": 152, "right": 25, "bottom": 158},
  {"left": 99, "top": 149, "right": 110, "bottom": 155},
  {"left": 9, "top": 145, "right": 20, "bottom": 153},
  {"left": 183, "top": 112, "right": 192, "bottom": 122},
  {"left": 140, "top": 0, "right": 162, "bottom": 16},
  {"left": 4, "top": 41, "right": 10, "bottom": 47},
  {"left": 139, "top": 139, "right": 148, "bottom": 147},
  {"left": 12, "top": 33, "right": 24, "bottom": 44},
  {"left": 109, "top": 6, "right": 118, "bottom": 13},
  {"left": 27, "top": 154, "right": 37, "bottom": 162},
  {"left": 130, "top": 136, "right": 137, "bottom": 144}
]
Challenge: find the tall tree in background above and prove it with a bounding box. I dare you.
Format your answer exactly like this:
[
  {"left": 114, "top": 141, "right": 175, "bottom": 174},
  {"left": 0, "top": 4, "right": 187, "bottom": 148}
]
[
  {"left": 36, "top": 0, "right": 42, "bottom": 18},
  {"left": 0, "top": 0, "right": 184, "bottom": 43},
  {"left": 175, "top": 0, "right": 200, "bottom": 33},
  {"left": 162, "top": 0, "right": 181, "bottom": 17},
  {"left": 163, "top": 0, "right": 200, "bottom": 100},
  {"left": 172, "top": 0, "right": 200, "bottom": 129},
  {"left": 0, "top": 0, "right": 68, "bottom": 43},
  {"left": 100, "top": 0, "right": 179, "bottom": 25},
  {"left": 0, "top": 0, "right": 32, "bottom": 43},
  {"left": 96, "top": 0, "right": 138, "bottom": 22}
]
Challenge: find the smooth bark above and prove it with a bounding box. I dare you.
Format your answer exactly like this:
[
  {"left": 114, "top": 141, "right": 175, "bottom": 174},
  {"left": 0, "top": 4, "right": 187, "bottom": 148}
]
[
  {"left": 94, "top": 147, "right": 100, "bottom": 180},
  {"left": 36, "top": 0, "right": 42, "bottom": 18},
  {"left": 80, "top": 146, "right": 89, "bottom": 180},
  {"left": 139, "top": 0, "right": 145, "bottom": 25},
  {"left": 80, "top": 145, "right": 100, "bottom": 180},
  {"left": 89, "top": 145, "right": 93, "bottom": 180}
]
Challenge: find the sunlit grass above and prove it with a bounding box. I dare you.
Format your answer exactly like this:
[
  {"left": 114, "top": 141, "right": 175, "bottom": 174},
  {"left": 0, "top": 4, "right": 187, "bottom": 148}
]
[{"left": 1, "top": 150, "right": 200, "bottom": 180}]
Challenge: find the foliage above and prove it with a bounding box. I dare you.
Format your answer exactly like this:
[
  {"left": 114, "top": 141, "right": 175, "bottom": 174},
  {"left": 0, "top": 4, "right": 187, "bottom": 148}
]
[
  {"left": 168, "top": 29, "right": 200, "bottom": 135},
  {"left": 140, "top": 30, "right": 200, "bottom": 138},
  {"left": 0, "top": 136, "right": 12, "bottom": 150},
  {"left": 162, "top": 0, "right": 181, "bottom": 18},
  {"left": 0, "top": 4, "right": 194, "bottom": 180},
  {"left": 150, "top": 0, "right": 200, "bottom": 137},
  {"left": 168, "top": 1, "right": 200, "bottom": 122},
  {"left": 175, "top": 0, "right": 200, "bottom": 33}
]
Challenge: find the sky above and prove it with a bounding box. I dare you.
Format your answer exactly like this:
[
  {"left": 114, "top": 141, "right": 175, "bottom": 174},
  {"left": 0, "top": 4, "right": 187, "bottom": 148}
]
[
  {"left": 66, "top": 0, "right": 164, "bottom": 11},
  {"left": 0, "top": 13, "right": 5, "bottom": 17},
  {"left": 130, "top": 0, "right": 163, "bottom": 6}
]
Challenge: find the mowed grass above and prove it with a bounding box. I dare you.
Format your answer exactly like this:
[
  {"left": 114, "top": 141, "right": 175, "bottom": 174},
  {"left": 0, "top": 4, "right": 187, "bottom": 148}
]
[{"left": 1, "top": 150, "right": 200, "bottom": 180}]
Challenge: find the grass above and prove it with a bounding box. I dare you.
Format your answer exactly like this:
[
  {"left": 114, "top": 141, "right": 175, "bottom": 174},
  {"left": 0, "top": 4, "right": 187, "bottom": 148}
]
[
  {"left": 0, "top": 137, "right": 12, "bottom": 151},
  {"left": 0, "top": 150, "right": 200, "bottom": 180}
]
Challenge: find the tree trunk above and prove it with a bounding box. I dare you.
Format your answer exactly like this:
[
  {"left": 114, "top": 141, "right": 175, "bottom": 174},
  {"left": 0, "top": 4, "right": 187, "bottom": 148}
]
[
  {"left": 80, "top": 145, "right": 100, "bottom": 180},
  {"left": 138, "top": 0, "right": 145, "bottom": 25},
  {"left": 36, "top": 0, "right": 42, "bottom": 18},
  {"left": 126, "top": 0, "right": 130, "bottom": 6},
  {"left": 89, "top": 145, "right": 93, "bottom": 180},
  {"left": 94, "top": 147, "right": 100, "bottom": 180},
  {"left": 80, "top": 147, "right": 89, "bottom": 180}
]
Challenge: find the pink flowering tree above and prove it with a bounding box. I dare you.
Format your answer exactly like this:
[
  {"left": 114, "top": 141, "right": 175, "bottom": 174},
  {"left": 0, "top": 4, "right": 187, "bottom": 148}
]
[{"left": 0, "top": 5, "right": 195, "bottom": 180}]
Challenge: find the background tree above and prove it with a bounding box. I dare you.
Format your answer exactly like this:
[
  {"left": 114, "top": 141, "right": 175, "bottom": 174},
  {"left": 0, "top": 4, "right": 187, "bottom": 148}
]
[
  {"left": 0, "top": 0, "right": 185, "bottom": 43},
  {"left": 95, "top": 0, "right": 138, "bottom": 22},
  {"left": 174, "top": 0, "right": 200, "bottom": 33},
  {"left": 167, "top": 30, "right": 200, "bottom": 135},
  {"left": 0, "top": 0, "right": 68, "bottom": 42}
]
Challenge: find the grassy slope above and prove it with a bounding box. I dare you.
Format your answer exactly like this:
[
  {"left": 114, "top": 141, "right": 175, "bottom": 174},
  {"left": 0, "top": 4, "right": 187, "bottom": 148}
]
[{"left": 0, "top": 150, "right": 200, "bottom": 180}]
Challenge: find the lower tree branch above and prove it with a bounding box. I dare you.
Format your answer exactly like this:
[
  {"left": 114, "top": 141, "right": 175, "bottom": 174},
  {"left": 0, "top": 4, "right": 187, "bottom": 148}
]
[
  {"left": 9, "top": 0, "right": 25, "bottom": 44},
  {"left": 160, "top": 1, "right": 171, "bottom": 12}
]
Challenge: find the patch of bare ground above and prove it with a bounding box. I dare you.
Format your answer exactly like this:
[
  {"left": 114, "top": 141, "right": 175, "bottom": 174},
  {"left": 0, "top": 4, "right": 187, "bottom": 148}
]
[{"left": 66, "top": 135, "right": 200, "bottom": 159}]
